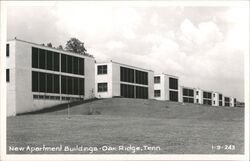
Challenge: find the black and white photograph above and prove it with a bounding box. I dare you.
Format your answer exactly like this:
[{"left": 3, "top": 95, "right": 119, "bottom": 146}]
[{"left": 0, "top": 0, "right": 249, "bottom": 160}]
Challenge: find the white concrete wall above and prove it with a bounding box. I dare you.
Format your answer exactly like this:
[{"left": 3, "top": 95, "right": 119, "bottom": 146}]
[
  {"left": 212, "top": 92, "right": 219, "bottom": 106},
  {"left": 95, "top": 62, "right": 113, "bottom": 98},
  {"left": 195, "top": 89, "right": 203, "bottom": 104},
  {"left": 6, "top": 41, "right": 16, "bottom": 116},
  {"left": 148, "top": 71, "right": 154, "bottom": 99},
  {"left": 84, "top": 57, "right": 95, "bottom": 99},
  {"left": 112, "top": 62, "right": 121, "bottom": 97},
  {"left": 154, "top": 75, "right": 165, "bottom": 100},
  {"left": 230, "top": 97, "right": 235, "bottom": 107}
]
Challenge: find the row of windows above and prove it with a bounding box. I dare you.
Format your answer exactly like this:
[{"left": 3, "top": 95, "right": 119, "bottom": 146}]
[
  {"left": 183, "top": 97, "right": 194, "bottom": 103},
  {"left": 224, "top": 97, "right": 230, "bottom": 102},
  {"left": 120, "top": 84, "right": 148, "bottom": 99},
  {"left": 154, "top": 76, "right": 160, "bottom": 84},
  {"left": 97, "top": 65, "right": 107, "bottom": 75},
  {"left": 61, "top": 76, "right": 84, "bottom": 95},
  {"left": 32, "top": 47, "right": 60, "bottom": 71},
  {"left": 203, "top": 92, "right": 212, "bottom": 99},
  {"left": 61, "top": 54, "right": 84, "bottom": 75},
  {"left": 32, "top": 71, "right": 60, "bottom": 93},
  {"left": 182, "top": 88, "right": 194, "bottom": 97},
  {"left": 169, "top": 78, "right": 178, "bottom": 90},
  {"left": 154, "top": 90, "right": 161, "bottom": 97},
  {"left": 219, "top": 101, "right": 223, "bottom": 106},
  {"left": 224, "top": 102, "right": 230, "bottom": 106},
  {"left": 33, "top": 95, "right": 84, "bottom": 101},
  {"left": 120, "top": 67, "right": 148, "bottom": 85},
  {"left": 33, "top": 95, "right": 60, "bottom": 100},
  {"left": 98, "top": 83, "right": 108, "bottom": 92},
  {"left": 169, "top": 91, "right": 178, "bottom": 102},
  {"left": 203, "top": 99, "right": 212, "bottom": 105}
]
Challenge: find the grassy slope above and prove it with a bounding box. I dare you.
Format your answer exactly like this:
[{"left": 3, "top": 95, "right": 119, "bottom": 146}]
[{"left": 7, "top": 98, "right": 244, "bottom": 154}]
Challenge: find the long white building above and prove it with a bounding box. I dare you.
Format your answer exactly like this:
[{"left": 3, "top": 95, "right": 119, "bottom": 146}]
[
  {"left": 6, "top": 38, "right": 95, "bottom": 116},
  {"left": 153, "top": 73, "right": 179, "bottom": 102},
  {"left": 95, "top": 60, "right": 154, "bottom": 99}
]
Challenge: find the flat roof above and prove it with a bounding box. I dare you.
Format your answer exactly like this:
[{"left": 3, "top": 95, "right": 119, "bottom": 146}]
[
  {"left": 96, "top": 60, "right": 154, "bottom": 72},
  {"left": 7, "top": 38, "right": 95, "bottom": 60},
  {"left": 154, "top": 73, "right": 178, "bottom": 78},
  {"left": 180, "top": 86, "right": 195, "bottom": 90}
]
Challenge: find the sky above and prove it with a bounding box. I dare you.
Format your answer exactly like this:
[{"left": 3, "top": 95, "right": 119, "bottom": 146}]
[{"left": 7, "top": 1, "right": 249, "bottom": 101}]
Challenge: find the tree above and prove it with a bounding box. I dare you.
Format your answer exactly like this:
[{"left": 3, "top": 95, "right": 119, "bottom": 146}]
[
  {"left": 65, "top": 38, "right": 87, "bottom": 55},
  {"left": 47, "top": 43, "right": 53, "bottom": 47},
  {"left": 57, "top": 45, "right": 63, "bottom": 50}
]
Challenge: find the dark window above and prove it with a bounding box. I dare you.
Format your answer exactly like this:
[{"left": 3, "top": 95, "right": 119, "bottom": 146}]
[
  {"left": 219, "top": 101, "right": 223, "bottom": 106},
  {"left": 98, "top": 83, "right": 108, "bottom": 92},
  {"left": 135, "top": 70, "right": 148, "bottom": 85},
  {"left": 39, "top": 49, "right": 46, "bottom": 69},
  {"left": 183, "top": 97, "right": 194, "bottom": 103},
  {"left": 154, "top": 90, "right": 161, "bottom": 97},
  {"left": 6, "top": 69, "right": 10, "bottom": 82},
  {"left": 183, "top": 97, "right": 189, "bottom": 103},
  {"left": 79, "top": 58, "right": 84, "bottom": 75},
  {"left": 32, "top": 71, "right": 39, "bottom": 92},
  {"left": 189, "top": 98, "right": 194, "bottom": 103},
  {"left": 67, "top": 55, "right": 73, "bottom": 73},
  {"left": 203, "top": 99, "right": 212, "bottom": 105},
  {"left": 6, "top": 44, "right": 9, "bottom": 57},
  {"left": 61, "top": 76, "right": 67, "bottom": 94},
  {"left": 73, "top": 57, "right": 79, "bottom": 74},
  {"left": 203, "top": 92, "right": 212, "bottom": 99},
  {"left": 67, "top": 76, "right": 73, "bottom": 94},
  {"left": 97, "top": 65, "right": 107, "bottom": 75},
  {"left": 225, "top": 102, "right": 230, "bottom": 106},
  {"left": 219, "top": 94, "right": 223, "bottom": 100},
  {"left": 73, "top": 77, "right": 79, "bottom": 95},
  {"left": 169, "top": 91, "right": 178, "bottom": 102},
  {"left": 61, "top": 54, "right": 67, "bottom": 72},
  {"left": 224, "top": 97, "right": 230, "bottom": 102},
  {"left": 169, "top": 77, "right": 178, "bottom": 90},
  {"left": 183, "top": 88, "right": 194, "bottom": 97},
  {"left": 196, "top": 99, "right": 199, "bottom": 103},
  {"left": 79, "top": 78, "right": 85, "bottom": 95},
  {"left": 39, "top": 72, "right": 46, "bottom": 92},
  {"left": 53, "top": 52, "right": 60, "bottom": 71},
  {"left": 120, "top": 67, "right": 134, "bottom": 83},
  {"left": 154, "top": 76, "right": 160, "bottom": 84},
  {"left": 46, "top": 51, "right": 53, "bottom": 70},
  {"left": 136, "top": 86, "right": 148, "bottom": 99},
  {"left": 46, "top": 73, "right": 53, "bottom": 93},
  {"left": 32, "top": 47, "right": 39, "bottom": 68},
  {"left": 120, "top": 84, "right": 135, "bottom": 98},
  {"left": 54, "top": 75, "right": 59, "bottom": 93},
  {"left": 196, "top": 91, "right": 199, "bottom": 95}
]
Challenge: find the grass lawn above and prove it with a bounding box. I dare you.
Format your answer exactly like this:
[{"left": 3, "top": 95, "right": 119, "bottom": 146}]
[{"left": 7, "top": 114, "right": 244, "bottom": 154}]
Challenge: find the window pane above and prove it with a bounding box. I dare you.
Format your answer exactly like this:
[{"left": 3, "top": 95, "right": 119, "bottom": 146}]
[
  {"left": 79, "top": 58, "right": 84, "bottom": 75},
  {"left": 73, "top": 77, "right": 79, "bottom": 95},
  {"left": 32, "top": 71, "right": 39, "bottom": 92},
  {"left": 67, "top": 56, "right": 72, "bottom": 73},
  {"left": 61, "top": 54, "right": 67, "bottom": 72},
  {"left": 39, "top": 72, "right": 46, "bottom": 92},
  {"left": 39, "top": 49, "right": 46, "bottom": 69},
  {"left": 6, "top": 44, "right": 9, "bottom": 57},
  {"left": 53, "top": 52, "right": 59, "bottom": 71},
  {"left": 98, "top": 83, "right": 108, "bottom": 92},
  {"left": 46, "top": 51, "right": 53, "bottom": 70},
  {"left": 73, "top": 57, "right": 79, "bottom": 74},
  {"left": 67, "top": 76, "right": 73, "bottom": 94},
  {"left": 54, "top": 74, "right": 59, "bottom": 93},
  {"left": 32, "top": 47, "right": 39, "bottom": 68},
  {"left": 46, "top": 73, "right": 53, "bottom": 93},
  {"left": 61, "top": 76, "right": 67, "bottom": 94},
  {"left": 79, "top": 78, "right": 85, "bottom": 95}
]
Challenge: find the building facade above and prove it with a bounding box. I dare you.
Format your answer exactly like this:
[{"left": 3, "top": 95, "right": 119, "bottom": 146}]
[
  {"left": 6, "top": 39, "right": 95, "bottom": 116},
  {"left": 224, "top": 96, "right": 230, "bottom": 107},
  {"left": 195, "top": 88, "right": 203, "bottom": 104},
  {"left": 180, "top": 86, "right": 195, "bottom": 103},
  {"left": 95, "top": 61, "right": 154, "bottom": 99},
  {"left": 153, "top": 74, "right": 179, "bottom": 102}
]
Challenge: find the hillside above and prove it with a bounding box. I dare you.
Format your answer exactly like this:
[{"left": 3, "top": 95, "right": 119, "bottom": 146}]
[{"left": 34, "top": 98, "right": 243, "bottom": 121}]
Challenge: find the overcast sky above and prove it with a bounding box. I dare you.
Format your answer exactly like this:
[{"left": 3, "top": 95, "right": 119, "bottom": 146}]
[{"left": 7, "top": 1, "right": 248, "bottom": 101}]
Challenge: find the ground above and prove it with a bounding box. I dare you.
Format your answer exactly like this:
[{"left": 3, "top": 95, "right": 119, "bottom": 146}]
[{"left": 7, "top": 98, "right": 244, "bottom": 154}]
